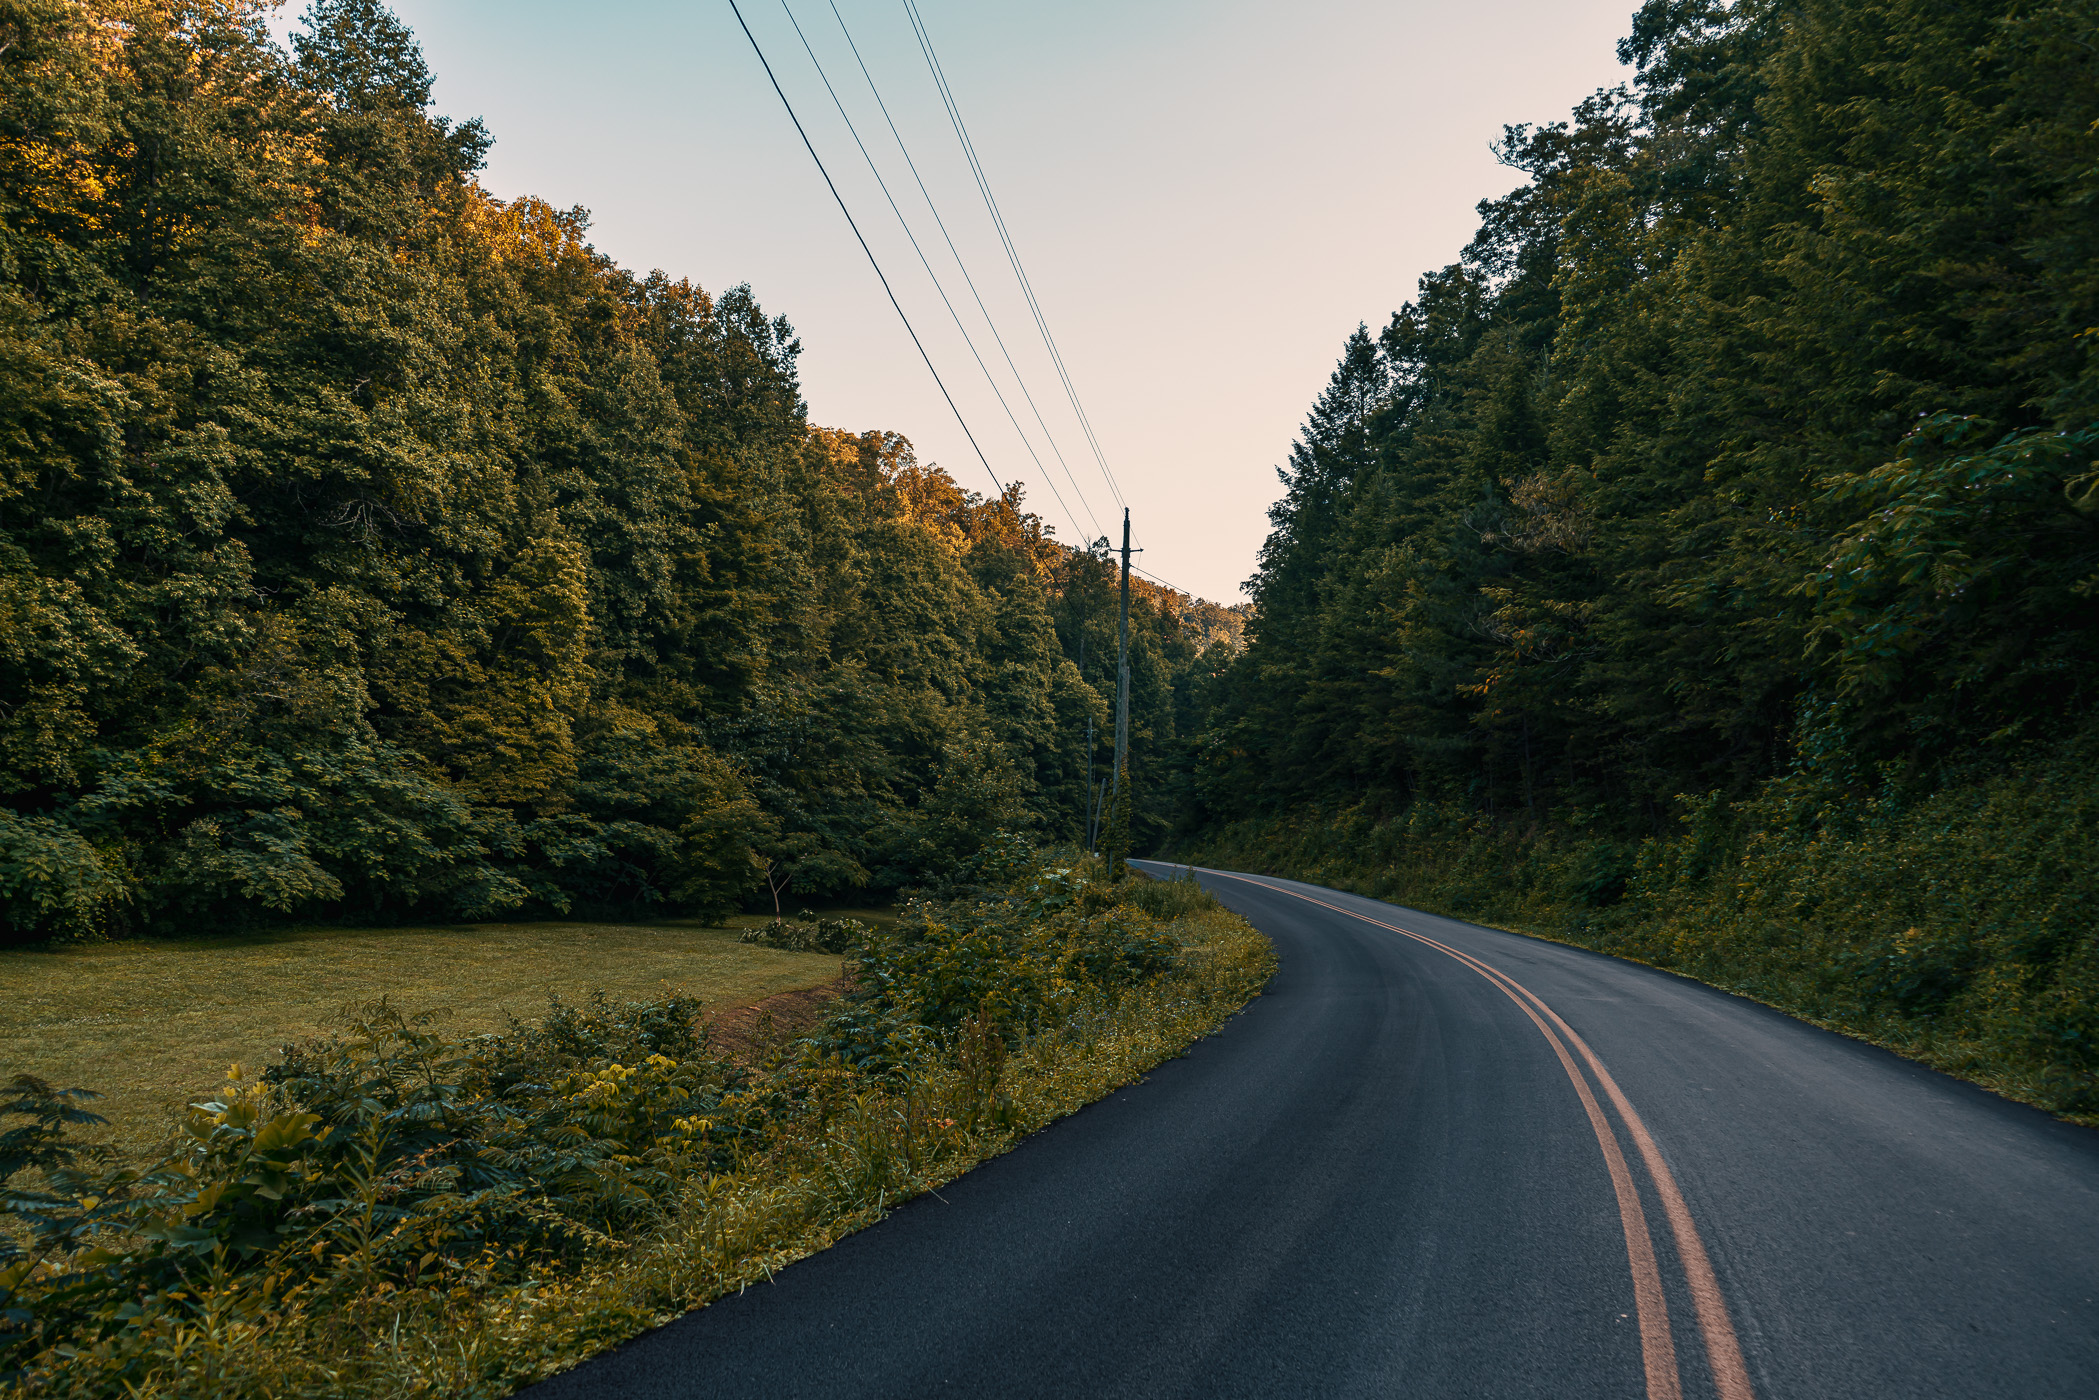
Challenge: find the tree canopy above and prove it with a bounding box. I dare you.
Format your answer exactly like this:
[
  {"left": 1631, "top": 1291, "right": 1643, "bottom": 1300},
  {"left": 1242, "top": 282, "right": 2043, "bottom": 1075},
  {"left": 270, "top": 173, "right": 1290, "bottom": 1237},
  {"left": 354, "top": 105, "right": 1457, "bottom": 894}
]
[{"left": 0, "top": 0, "right": 1237, "bottom": 941}]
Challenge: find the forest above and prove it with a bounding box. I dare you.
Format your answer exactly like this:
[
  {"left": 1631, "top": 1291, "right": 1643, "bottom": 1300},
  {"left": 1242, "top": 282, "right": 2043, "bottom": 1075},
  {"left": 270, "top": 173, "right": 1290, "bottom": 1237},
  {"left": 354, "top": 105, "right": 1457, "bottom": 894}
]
[
  {"left": 1178, "top": 0, "right": 2099, "bottom": 1109},
  {"left": 0, "top": 0, "right": 1239, "bottom": 945}
]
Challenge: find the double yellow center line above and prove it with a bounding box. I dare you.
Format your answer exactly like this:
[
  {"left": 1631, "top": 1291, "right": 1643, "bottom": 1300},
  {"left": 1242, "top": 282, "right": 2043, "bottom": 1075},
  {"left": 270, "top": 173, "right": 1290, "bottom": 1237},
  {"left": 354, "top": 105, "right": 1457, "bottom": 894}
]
[{"left": 1204, "top": 870, "right": 1755, "bottom": 1400}]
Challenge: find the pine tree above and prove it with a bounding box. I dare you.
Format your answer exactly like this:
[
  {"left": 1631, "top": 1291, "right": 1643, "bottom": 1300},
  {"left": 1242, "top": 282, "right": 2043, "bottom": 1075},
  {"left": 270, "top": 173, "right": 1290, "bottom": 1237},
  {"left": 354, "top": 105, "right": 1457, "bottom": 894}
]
[{"left": 1248, "top": 325, "right": 1388, "bottom": 647}]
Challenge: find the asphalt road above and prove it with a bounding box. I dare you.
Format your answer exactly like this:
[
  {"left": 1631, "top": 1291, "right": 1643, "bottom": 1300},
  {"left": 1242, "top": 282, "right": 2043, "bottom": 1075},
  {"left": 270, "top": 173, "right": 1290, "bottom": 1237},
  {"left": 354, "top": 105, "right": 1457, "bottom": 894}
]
[{"left": 523, "top": 863, "right": 2099, "bottom": 1399}]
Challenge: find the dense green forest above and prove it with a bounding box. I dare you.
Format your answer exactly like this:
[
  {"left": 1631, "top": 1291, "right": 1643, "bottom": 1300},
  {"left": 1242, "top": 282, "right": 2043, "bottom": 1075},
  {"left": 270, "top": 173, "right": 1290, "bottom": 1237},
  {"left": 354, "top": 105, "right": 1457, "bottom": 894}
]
[
  {"left": 1178, "top": 0, "right": 2099, "bottom": 1109},
  {"left": 0, "top": 0, "right": 1239, "bottom": 944}
]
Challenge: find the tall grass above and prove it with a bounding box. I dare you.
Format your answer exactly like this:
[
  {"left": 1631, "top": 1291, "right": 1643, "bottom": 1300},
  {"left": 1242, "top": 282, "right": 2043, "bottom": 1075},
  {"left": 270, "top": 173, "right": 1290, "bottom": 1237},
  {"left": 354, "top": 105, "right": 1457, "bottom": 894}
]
[
  {"left": 1184, "top": 738, "right": 2099, "bottom": 1124},
  {"left": 1120, "top": 868, "right": 1227, "bottom": 922}
]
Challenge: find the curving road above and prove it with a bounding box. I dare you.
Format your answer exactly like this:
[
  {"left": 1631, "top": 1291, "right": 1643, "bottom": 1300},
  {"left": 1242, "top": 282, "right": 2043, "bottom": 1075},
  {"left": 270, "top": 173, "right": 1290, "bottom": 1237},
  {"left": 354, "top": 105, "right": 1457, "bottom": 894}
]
[{"left": 523, "top": 864, "right": 2099, "bottom": 1399}]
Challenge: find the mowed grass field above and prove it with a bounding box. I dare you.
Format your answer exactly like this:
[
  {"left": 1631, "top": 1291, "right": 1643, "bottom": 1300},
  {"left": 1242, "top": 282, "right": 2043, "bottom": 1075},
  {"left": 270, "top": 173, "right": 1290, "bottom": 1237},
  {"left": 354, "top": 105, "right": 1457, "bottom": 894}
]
[{"left": 2, "top": 914, "right": 884, "bottom": 1156}]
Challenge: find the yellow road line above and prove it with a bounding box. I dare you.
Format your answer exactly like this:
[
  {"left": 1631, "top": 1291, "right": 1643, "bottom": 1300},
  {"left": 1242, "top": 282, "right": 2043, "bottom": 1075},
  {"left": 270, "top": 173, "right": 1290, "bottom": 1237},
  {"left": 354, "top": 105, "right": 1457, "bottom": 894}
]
[
  {"left": 1200, "top": 868, "right": 1754, "bottom": 1400},
  {"left": 1503, "top": 977, "right": 1757, "bottom": 1400}
]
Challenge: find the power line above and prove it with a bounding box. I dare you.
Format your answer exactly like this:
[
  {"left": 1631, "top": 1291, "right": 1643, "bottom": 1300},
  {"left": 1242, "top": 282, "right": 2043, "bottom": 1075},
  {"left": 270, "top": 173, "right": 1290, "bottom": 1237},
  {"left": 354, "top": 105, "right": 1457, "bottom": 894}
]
[
  {"left": 902, "top": 0, "right": 1115, "bottom": 503},
  {"left": 1129, "top": 561, "right": 1206, "bottom": 598},
  {"left": 1068, "top": 537, "right": 1204, "bottom": 601},
  {"left": 726, "top": 0, "right": 1007, "bottom": 503},
  {"left": 825, "top": 0, "right": 1107, "bottom": 545},
  {"left": 775, "top": 0, "right": 1089, "bottom": 544},
  {"left": 902, "top": 0, "right": 1130, "bottom": 517}
]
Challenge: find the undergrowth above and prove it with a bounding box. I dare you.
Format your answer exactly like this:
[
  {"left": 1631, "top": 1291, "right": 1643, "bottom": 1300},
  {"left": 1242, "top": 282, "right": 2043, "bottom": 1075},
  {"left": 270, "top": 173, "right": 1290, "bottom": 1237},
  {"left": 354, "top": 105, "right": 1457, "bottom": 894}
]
[
  {"left": 0, "top": 846, "right": 1273, "bottom": 1397},
  {"left": 1183, "top": 735, "right": 2099, "bottom": 1125},
  {"left": 739, "top": 912, "right": 872, "bottom": 955}
]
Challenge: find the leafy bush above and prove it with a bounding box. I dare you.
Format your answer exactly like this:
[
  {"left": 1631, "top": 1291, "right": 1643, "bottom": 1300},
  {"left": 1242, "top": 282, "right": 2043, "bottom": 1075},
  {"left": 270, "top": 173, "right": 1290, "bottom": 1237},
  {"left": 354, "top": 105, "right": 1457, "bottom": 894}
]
[
  {"left": 0, "top": 993, "right": 756, "bottom": 1385},
  {"left": 811, "top": 861, "right": 1186, "bottom": 1079},
  {"left": 1119, "top": 870, "right": 1225, "bottom": 921},
  {"left": 739, "top": 913, "right": 870, "bottom": 954},
  {"left": 0, "top": 817, "right": 130, "bottom": 943},
  {"left": 1, "top": 1076, "right": 132, "bottom": 1361}
]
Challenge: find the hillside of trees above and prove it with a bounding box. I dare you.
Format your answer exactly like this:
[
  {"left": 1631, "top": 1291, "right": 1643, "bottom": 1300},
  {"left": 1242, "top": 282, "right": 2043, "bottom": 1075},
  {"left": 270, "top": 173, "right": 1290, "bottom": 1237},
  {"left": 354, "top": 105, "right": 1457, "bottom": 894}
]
[
  {"left": 0, "top": 0, "right": 1237, "bottom": 944},
  {"left": 1191, "top": 0, "right": 2095, "bottom": 824},
  {"left": 1176, "top": 0, "right": 2099, "bottom": 1110}
]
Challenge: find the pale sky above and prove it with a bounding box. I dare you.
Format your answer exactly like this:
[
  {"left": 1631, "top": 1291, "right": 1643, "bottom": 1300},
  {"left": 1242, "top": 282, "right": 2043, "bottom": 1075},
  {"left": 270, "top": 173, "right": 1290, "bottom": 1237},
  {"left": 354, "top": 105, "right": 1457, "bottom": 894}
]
[{"left": 277, "top": 1, "right": 1637, "bottom": 602}]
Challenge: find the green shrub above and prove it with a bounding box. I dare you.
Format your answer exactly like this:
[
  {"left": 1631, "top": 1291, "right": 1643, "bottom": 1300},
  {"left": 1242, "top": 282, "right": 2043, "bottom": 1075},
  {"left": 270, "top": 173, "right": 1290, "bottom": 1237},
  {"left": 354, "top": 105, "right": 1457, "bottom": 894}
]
[
  {"left": 0, "top": 815, "right": 130, "bottom": 943},
  {"left": 813, "top": 886, "right": 1183, "bottom": 1075},
  {"left": 0, "top": 993, "right": 759, "bottom": 1385},
  {"left": 739, "top": 913, "right": 870, "bottom": 954},
  {"left": 1120, "top": 871, "right": 1225, "bottom": 922}
]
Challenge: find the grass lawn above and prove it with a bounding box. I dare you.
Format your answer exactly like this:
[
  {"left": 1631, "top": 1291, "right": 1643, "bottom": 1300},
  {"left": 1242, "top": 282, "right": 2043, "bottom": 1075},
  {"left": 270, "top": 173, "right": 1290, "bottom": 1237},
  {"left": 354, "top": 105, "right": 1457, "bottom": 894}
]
[{"left": 1, "top": 913, "right": 886, "bottom": 1156}]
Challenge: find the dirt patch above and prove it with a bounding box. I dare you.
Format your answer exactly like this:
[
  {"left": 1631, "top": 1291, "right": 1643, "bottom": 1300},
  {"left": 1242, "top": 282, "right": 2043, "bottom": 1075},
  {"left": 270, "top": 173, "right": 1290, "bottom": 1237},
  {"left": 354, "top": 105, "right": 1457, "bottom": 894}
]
[{"left": 703, "top": 977, "right": 849, "bottom": 1067}]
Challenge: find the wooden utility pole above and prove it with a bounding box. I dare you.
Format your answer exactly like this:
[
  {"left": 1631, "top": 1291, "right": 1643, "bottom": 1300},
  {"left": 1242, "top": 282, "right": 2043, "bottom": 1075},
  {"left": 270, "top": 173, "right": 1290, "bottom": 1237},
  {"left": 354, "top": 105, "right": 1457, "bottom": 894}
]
[{"left": 1111, "top": 509, "right": 1134, "bottom": 810}]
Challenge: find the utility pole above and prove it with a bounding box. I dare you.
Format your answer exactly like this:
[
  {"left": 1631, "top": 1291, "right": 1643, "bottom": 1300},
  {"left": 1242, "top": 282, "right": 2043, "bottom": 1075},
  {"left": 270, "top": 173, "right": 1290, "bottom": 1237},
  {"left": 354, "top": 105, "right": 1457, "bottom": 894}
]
[{"left": 1111, "top": 509, "right": 1135, "bottom": 811}]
